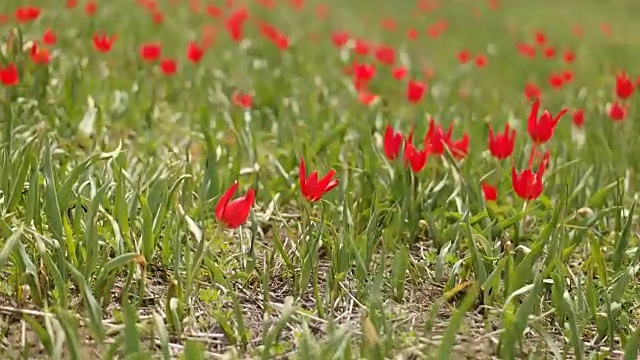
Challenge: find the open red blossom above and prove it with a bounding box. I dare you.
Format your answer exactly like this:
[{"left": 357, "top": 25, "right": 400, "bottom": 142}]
[
  {"left": 392, "top": 66, "right": 407, "bottom": 80},
  {"left": 140, "top": 42, "right": 161, "bottom": 62},
  {"left": 427, "top": 23, "right": 440, "bottom": 38},
  {"left": 527, "top": 98, "right": 567, "bottom": 144},
  {"left": 572, "top": 109, "right": 584, "bottom": 127},
  {"left": 43, "top": 29, "right": 57, "bottom": 45},
  {"left": 406, "top": 28, "right": 419, "bottom": 40},
  {"left": 159, "top": 58, "right": 177, "bottom": 75},
  {"left": 543, "top": 46, "right": 555, "bottom": 58},
  {"left": 488, "top": 123, "right": 515, "bottom": 160},
  {"left": 30, "top": 43, "right": 50, "bottom": 64},
  {"left": 475, "top": 54, "right": 487, "bottom": 68},
  {"left": 423, "top": 118, "right": 468, "bottom": 158},
  {"left": 206, "top": 5, "right": 223, "bottom": 17},
  {"left": 615, "top": 71, "right": 634, "bottom": 99},
  {"left": 481, "top": 183, "right": 497, "bottom": 202},
  {"left": 406, "top": 79, "right": 426, "bottom": 103},
  {"left": 425, "top": 118, "right": 452, "bottom": 155},
  {"left": 457, "top": 49, "right": 471, "bottom": 64},
  {"left": 600, "top": 23, "right": 612, "bottom": 37},
  {"left": 289, "top": 0, "right": 304, "bottom": 11},
  {"left": 374, "top": 46, "right": 395, "bottom": 66},
  {"left": 93, "top": 33, "right": 117, "bottom": 52},
  {"left": 380, "top": 17, "right": 397, "bottom": 31},
  {"left": 512, "top": 147, "right": 549, "bottom": 201},
  {"left": 404, "top": 143, "right": 427, "bottom": 172},
  {"left": 358, "top": 90, "right": 378, "bottom": 105},
  {"left": 534, "top": 30, "right": 546, "bottom": 45},
  {"left": 549, "top": 73, "right": 564, "bottom": 89},
  {"left": 608, "top": 102, "right": 627, "bottom": 121},
  {"left": 451, "top": 133, "right": 469, "bottom": 159},
  {"left": 233, "top": 92, "right": 252, "bottom": 108},
  {"left": 524, "top": 82, "right": 541, "bottom": 100},
  {"left": 0, "top": 64, "right": 19, "bottom": 86},
  {"left": 66, "top": 0, "right": 78, "bottom": 8},
  {"left": 563, "top": 70, "right": 574, "bottom": 83},
  {"left": 150, "top": 10, "right": 164, "bottom": 24},
  {"left": 85, "top": 1, "right": 97, "bottom": 15},
  {"left": 299, "top": 158, "right": 339, "bottom": 202},
  {"left": 15, "top": 6, "right": 41, "bottom": 22},
  {"left": 187, "top": 41, "right": 205, "bottom": 63},
  {"left": 383, "top": 125, "right": 403, "bottom": 160},
  {"left": 331, "top": 31, "right": 349, "bottom": 48},
  {"left": 404, "top": 130, "right": 427, "bottom": 172},
  {"left": 517, "top": 43, "right": 536, "bottom": 58},
  {"left": 563, "top": 50, "right": 575, "bottom": 64},
  {"left": 353, "top": 39, "right": 370, "bottom": 56},
  {"left": 215, "top": 182, "right": 255, "bottom": 228},
  {"left": 224, "top": 7, "right": 248, "bottom": 41},
  {"left": 352, "top": 62, "right": 375, "bottom": 90},
  {"left": 273, "top": 34, "right": 288, "bottom": 50}
]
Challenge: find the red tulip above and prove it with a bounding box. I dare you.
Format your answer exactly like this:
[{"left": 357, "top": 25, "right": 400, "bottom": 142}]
[
  {"left": 215, "top": 182, "right": 255, "bottom": 228},
  {"left": 224, "top": 7, "right": 248, "bottom": 42},
  {"left": 0, "top": 64, "right": 19, "bottom": 86},
  {"left": 572, "top": 109, "right": 584, "bottom": 127},
  {"left": 475, "top": 54, "right": 487, "bottom": 68},
  {"left": 517, "top": 43, "right": 536, "bottom": 59},
  {"left": 403, "top": 130, "right": 427, "bottom": 172},
  {"left": 331, "top": 31, "right": 349, "bottom": 48},
  {"left": 30, "top": 43, "right": 50, "bottom": 64},
  {"left": 352, "top": 62, "right": 375, "bottom": 90},
  {"left": 140, "top": 42, "right": 161, "bottom": 62},
  {"left": 85, "top": 1, "right": 97, "bottom": 15},
  {"left": 524, "top": 82, "right": 541, "bottom": 101},
  {"left": 512, "top": 147, "right": 549, "bottom": 200},
  {"left": 187, "top": 41, "right": 205, "bottom": 63},
  {"left": 93, "top": 33, "right": 117, "bottom": 52},
  {"left": 406, "top": 28, "right": 419, "bottom": 40},
  {"left": 615, "top": 71, "right": 634, "bottom": 99},
  {"left": 451, "top": 133, "right": 469, "bottom": 159},
  {"left": 543, "top": 46, "right": 555, "bottom": 58},
  {"left": 481, "top": 183, "right": 497, "bottom": 202},
  {"left": 608, "top": 102, "right": 627, "bottom": 121},
  {"left": 488, "top": 123, "right": 516, "bottom": 160},
  {"left": 358, "top": 90, "right": 378, "bottom": 105},
  {"left": 299, "top": 158, "right": 339, "bottom": 202},
  {"left": 406, "top": 79, "right": 426, "bottom": 103},
  {"left": 534, "top": 30, "right": 546, "bottom": 45},
  {"left": 425, "top": 118, "right": 452, "bottom": 155},
  {"left": 392, "top": 66, "right": 407, "bottom": 80},
  {"left": 527, "top": 98, "right": 567, "bottom": 144},
  {"left": 457, "top": 49, "right": 471, "bottom": 64},
  {"left": 374, "top": 46, "right": 395, "bottom": 66},
  {"left": 43, "top": 29, "right": 57, "bottom": 45},
  {"left": 353, "top": 39, "right": 370, "bottom": 56},
  {"left": 383, "top": 125, "right": 403, "bottom": 160},
  {"left": 563, "top": 50, "right": 575, "bottom": 64},
  {"left": 233, "top": 92, "right": 252, "bottom": 108},
  {"left": 548, "top": 73, "right": 564, "bottom": 89},
  {"left": 15, "top": 6, "right": 40, "bottom": 22},
  {"left": 159, "top": 58, "right": 177, "bottom": 75}
]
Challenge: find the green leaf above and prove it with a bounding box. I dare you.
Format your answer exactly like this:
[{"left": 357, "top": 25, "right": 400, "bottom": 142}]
[{"left": 613, "top": 201, "right": 635, "bottom": 271}]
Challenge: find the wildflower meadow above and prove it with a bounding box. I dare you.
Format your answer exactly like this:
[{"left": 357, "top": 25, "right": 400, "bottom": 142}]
[{"left": 1, "top": 0, "right": 640, "bottom": 358}]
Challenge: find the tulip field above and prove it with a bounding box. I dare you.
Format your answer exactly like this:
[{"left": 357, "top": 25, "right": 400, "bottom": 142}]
[{"left": 3, "top": 0, "right": 640, "bottom": 358}]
